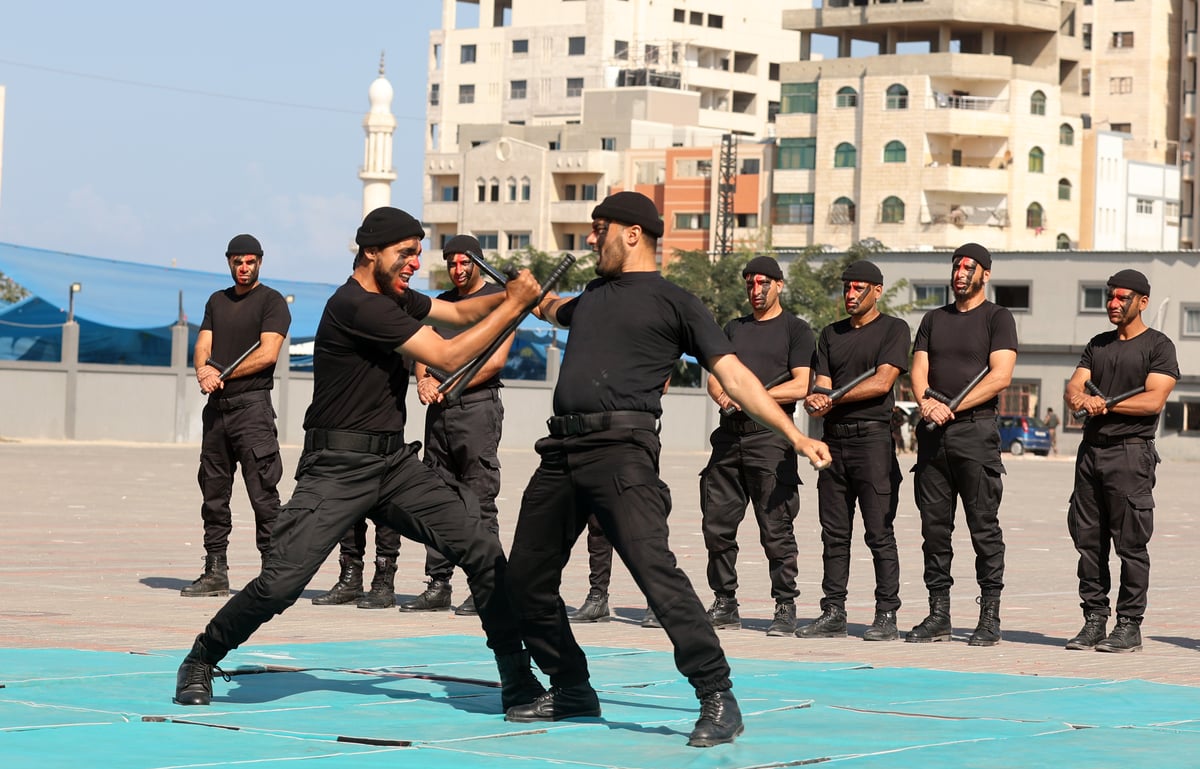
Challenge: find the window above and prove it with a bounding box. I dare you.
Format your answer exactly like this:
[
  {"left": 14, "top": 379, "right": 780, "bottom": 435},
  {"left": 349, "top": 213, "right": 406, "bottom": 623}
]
[
  {"left": 708, "top": 13, "right": 723, "bottom": 28},
  {"left": 881, "top": 196, "right": 905, "bottom": 223},
  {"left": 566, "top": 77, "right": 584, "bottom": 97},
  {"left": 645, "top": 44, "right": 659, "bottom": 64},
  {"left": 1166, "top": 200, "right": 1180, "bottom": 221},
  {"left": 1183, "top": 305, "right": 1200, "bottom": 336},
  {"left": 507, "top": 178, "right": 517, "bottom": 201},
  {"left": 601, "top": 137, "right": 616, "bottom": 151},
  {"left": 740, "top": 158, "right": 760, "bottom": 175},
  {"left": 1136, "top": 198, "right": 1154, "bottom": 215},
  {"left": 512, "top": 39, "right": 528, "bottom": 55},
  {"left": 914, "top": 283, "right": 948, "bottom": 306},
  {"left": 461, "top": 44, "right": 477, "bottom": 64},
  {"left": 781, "top": 82, "right": 818, "bottom": 114},
  {"left": 563, "top": 184, "right": 577, "bottom": 201},
  {"left": 689, "top": 11, "right": 702, "bottom": 25},
  {"left": 1161, "top": 400, "right": 1200, "bottom": 434},
  {"left": 614, "top": 39, "right": 628, "bottom": 59},
  {"left": 831, "top": 196, "right": 856, "bottom": 224},
  {"left": 883, "top": 140, "right": 907, "bottom": 163},
  {"left": 477, "top": 233, "right": 498, "bottom": 250},
  {"left": 563, "top": 233, "right": 576, "bottom": 250},
  {"left": 429, "top": 83, "right": 440, "bottom": 106},
  {"left": 1081, "top": 69, "right": 1091, "bottom": 96},
  {"left": 1111, "top": 122, "right": 1132, "bottom": 133},
  {"left": 674, "top": 8, "right": 685, "bottom": 22},
  {"left": 675, "top": 158, "right": 712, "bottom": 177},
  {"left": 769, "top": 63, "right": 780, "bottom": 81},
  {"left": 581, "top": 184, "right": 597, "bottom": 201},
  {"left": 476, "top": 179, "right": 486, "bottom": 202},
  {"left": 1110, "top": 77, "right": 1133, "bottom": 95},
  {"left": 885, "top": 84, "right": 909, "bottom": 110},
  {"left": 440, "top": 185, "right": 459, "bottom": 202},
  {"left": 1026, "top": 202, "right": 1044, "bottom": 229},
  {"left": 777, "top": 138, "right": 816, "bottom": 170},
  {"left": 490, "top": 180, "right": 500, "bottom": 202},
  {"left": 736, "top": 213, "right": 759, "bottom": 228},
  {"left": 773, "top": 193, "right": 814, "bottom": 225},
  {"left": 1030, "top": 90, "right": 1046, "bottom": 116},
  {"left": 510, "top": 80, "right": 527, "bottom": 99},
  {"left": 1060, "top": 123, "right": 1075, "bottom": 146},
  {"left": 507, "top": 233, "right": 531, "bottom": 249},
  {"left": 836, "top": 86, "right": 858, "bottom": 108},
  {"left": 1056, "top": 233, "right": 1071, "bottom": 250},
  {"left": 1058, "top": 178, "right": 1072, "bottom": 201},
  {"left": 1029, "top": 146, "right": 1045, "bottom": 173},
  {"left": 568, "top": 36, "right": 586, "bottom": 55},
  {"left": 1080, "top": 284, "right": 1106, "bottom": 313},
  {"left": 520, "top": 178, "right": 531, "bottom": 201},
  {"left": 1082, "top": 23, "right": 1092, "bottom": 50},
  {"left": 992, "top": 284, "right": 1031, "bottom": 312},
  {"left": 834, "top": 142, "right": 857, "bottom": 168},
  {"left": 459, "top": 84, "right": 475, "bottom": 104},
  {"left": 1112, "top": 31, "right": 1134, "bottom": 48},
  {"left": 674, "top": 213, "right": 710, "bottom": 230}
]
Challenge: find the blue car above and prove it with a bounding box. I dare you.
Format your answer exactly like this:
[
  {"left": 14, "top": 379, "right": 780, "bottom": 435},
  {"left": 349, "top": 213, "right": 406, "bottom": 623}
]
[{"left": 996, "top": 414, "right": 1052, "bottom": 456}]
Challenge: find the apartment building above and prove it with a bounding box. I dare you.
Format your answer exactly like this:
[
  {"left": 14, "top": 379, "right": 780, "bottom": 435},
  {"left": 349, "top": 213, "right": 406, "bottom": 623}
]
[{"left": 423, "top": 0, "right": 800, "bottom": 264}]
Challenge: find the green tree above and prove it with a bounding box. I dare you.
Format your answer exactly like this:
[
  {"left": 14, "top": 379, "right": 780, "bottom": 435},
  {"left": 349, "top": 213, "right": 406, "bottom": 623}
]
[
  {"left": 0, "top": 272, "right": 28, "bottom": 304},
  {"left": 494, "top": 248, "right": 596, "bottom": 293},
  {"left": 663, "top": 248, "right": 751, "bottom": 325},
  {"left": 781, "top": 238, "right": 915, "bottom": 330}
]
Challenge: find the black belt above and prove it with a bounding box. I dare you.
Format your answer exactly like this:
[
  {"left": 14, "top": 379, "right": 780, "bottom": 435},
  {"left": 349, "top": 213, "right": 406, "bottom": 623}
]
[
  {"left": 448, "top": 387, "right": 500, "bottom": 406},
  {"left": 825, "top": 420, "right": 888, "bottom": 439},
  {"left": 209, "top": 389, "right": 270, "bottom": 412},
  {"left": 1086, "top": 435, "right": 1151, "bottom": 449},
  {"left": 924, "top": 409, "right": 996, "bottom": 427},
  {"left": 719, "top": 417, "right": 767, "bottom": 435},
  {"left": 547, "top": 411, "right": 658, "bottom": 437},
  {"left": 304, "top": 429, "right": 405, "bottom": 455}
]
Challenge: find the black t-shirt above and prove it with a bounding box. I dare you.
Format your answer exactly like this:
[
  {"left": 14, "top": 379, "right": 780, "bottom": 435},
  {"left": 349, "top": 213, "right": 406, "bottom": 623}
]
[
  {"left": 200, "top": 283, "right": 291, "bottom": 397},
  {"left": 723, "top": 311, "right": 814, "bottom": 416},
  {"left": 1079, "top": 327, "right": 1179, "bottom": 441},
  {"left": 913, "top": 301, "right": 1018, "bottom": 411},
  {"left": 434, "top": 282, "right": 506, "bottom": 391},
  {"left": 555, "top": 272, "right": 733, "bottom": 417},
  {"left": 816, "top": 313, "right": 911, "bottom": 423},
  {"left": 303, "top": 278, "right": 432, "bottom": 433}
]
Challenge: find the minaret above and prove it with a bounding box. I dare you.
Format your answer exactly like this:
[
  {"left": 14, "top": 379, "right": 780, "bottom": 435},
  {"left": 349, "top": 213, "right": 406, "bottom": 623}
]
[{"left": 359, "top": 53, "right": 396, "bottom": 217}]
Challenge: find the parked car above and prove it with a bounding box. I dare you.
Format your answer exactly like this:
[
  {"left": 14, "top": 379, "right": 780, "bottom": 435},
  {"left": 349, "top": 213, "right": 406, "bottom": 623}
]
[{"left": 996, "top": 414, "right": 1052, "bottom": 456}]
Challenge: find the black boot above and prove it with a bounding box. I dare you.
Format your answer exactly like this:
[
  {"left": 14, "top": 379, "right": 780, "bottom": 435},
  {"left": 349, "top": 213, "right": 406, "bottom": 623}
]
[
  {"left": 568, "top": 589, "right": 610, "bottom": 623},
  {"left": 906, "top": 594, "right": 952, "bottom": 643},
  {"left": 641, "top": 606, "right": 662, "bottom": 628},
  {"left": 504, "top": 682, "right": 601, "bottom": 722},
  {"left": 400, "top": 578, "right": 452, "bottom": 611},
  {"left": 766, "top": 602, "right": 798, "bottom": 637},
  {"left": 706, "top": 595, "right": 741, "bottom": 629},
  {"left": 1095, "top": 616, "right": 1143, "bottom": 653},
  {"left": 494, "top": 650, "right": 546, "bottom": 711},
  {"left": 455, "top": 595, "right": 478, "bottom": 616},
  {"left": 180, "top": 554, "right": 229, "bottom": 598},
  {"left": 687, "top": 690, "right": 744, "bottom": 748},
  {"left": 357, "top": 557, "right": 397, "bottom": 609},
  {"left": 863, "top": 610, "right": 899, "bottom": 641},
  {"left": 173, "top": 636, "right": 226, "bottom": 706},
  {"left": 967, "top": 595, "right": 1002, "bottom": 647},
  {"left": 1065, "top": 613, "right": 1108, "bottom": 650},
  {"left": 795, "top": 605, "right": 847, "bottom": 638},
  {"left": 311, "top": 556, "right": 364, "bottom": 605}
]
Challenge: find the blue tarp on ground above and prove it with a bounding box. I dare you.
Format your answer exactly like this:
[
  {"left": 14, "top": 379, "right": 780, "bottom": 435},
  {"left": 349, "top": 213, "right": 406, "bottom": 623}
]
[{"left": 2, "top": 636, "right": 1198, "bottom": 769}]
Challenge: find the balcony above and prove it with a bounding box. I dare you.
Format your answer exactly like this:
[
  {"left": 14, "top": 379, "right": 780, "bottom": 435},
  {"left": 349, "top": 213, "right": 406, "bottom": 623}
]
[
  {"left": 923, "top": 92, "right": 1012, "bottom": 136},
  {"left": 783, "top": 0, "right": 1060, "bottom": 36},
  {"left": 1187, "top": 92, "right": 1196, "bottom": 122},
  {"left": 1189, "top": 30, "right": 1197, "bottom": 60},
  {"left": 922, "top": 163, "right": 1010, "bottom": 194},
  {"left": 422, "top": 201, "right": 460, "bottom": 224},
  {"left": 549, "top": 200, "right": 595, "bottom": 223}
]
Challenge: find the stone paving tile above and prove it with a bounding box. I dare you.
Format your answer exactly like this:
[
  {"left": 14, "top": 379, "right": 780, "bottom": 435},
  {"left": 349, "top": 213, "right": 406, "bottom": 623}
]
[{"left": 0, "top": 441, "right": 1197, "bottom": 687}]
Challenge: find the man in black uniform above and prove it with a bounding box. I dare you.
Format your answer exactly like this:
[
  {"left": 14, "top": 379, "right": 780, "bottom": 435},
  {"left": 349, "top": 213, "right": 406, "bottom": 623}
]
[
  {"left": 184, "top": 234, "right": 291, "bottom": 598},
  {"left": 1064, "top": 269, "right": 1178, "bottom": 653},
  {"left": 700, "top": 255, "right": 813, "bottom": 636},
  {"left": 406, "top": 235, "right": 515, "bottom": 615},
  {"left": 173, "top": 207, "right": 545, "bottom": 711},
  {"left": 799, "top": 260, "right": 910, "bottom": 641},
  {"left": 908, "top": 243, "right": 1016, "bottom": 646},
  {"left": 502, "top": 192, "right": 831, "bottom": 748}
]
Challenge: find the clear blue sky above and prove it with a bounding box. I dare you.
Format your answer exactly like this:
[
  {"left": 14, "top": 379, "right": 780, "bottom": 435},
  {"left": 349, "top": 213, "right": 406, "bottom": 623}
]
[{"left": 0, "top": 1, "right": 445, "bottom": 284}]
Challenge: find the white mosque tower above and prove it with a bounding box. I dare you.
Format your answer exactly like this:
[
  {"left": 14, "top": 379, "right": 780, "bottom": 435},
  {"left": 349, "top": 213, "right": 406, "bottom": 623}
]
[{"left": 358, "top": 53, "right": 396, "bottom": 217}]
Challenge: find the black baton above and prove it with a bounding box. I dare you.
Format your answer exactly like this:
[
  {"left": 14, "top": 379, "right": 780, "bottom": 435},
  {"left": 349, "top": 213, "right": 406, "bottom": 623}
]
[
  {"left": 466, "top": 250, "right": 517, "bottom": 286},
  {"left": 205, "top": 340, "right": 262, "bottom": 383},
  {"left": 721, "top": 372, "right": 793, "bottom": 417},
  {"left": 1072, "top": 382, "right": 1146, "bottom": 420},
  {"left": 804, "top": 368, "right": 876, "bottom": 415},
  {"left": 924, "top": 366, "right": 990, "bottom": 431}
]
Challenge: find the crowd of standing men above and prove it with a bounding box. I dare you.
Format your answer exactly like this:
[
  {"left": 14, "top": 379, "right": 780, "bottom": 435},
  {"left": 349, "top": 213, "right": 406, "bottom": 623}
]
[{"left": 172, "top": 192, "right": 1177, "bottom": 749}]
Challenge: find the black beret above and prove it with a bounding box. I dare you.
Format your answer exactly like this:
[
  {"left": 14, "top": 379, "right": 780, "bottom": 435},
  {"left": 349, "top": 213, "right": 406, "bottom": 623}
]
[
  {"left": 355, "top": 207, "right": 425, "bottom": 247},
  {"left": 741, "top": 255, "right": 784, "bottom": 281},
  {"left": 443, "top": 234, "right": 483, "bottom": 260},
  {"left": 590, "top": 191, "right": 664, "bottom": 238},
  {"left": 953, "top": 242, "right": 992, "bottom": 270},
  {"left": 1107, "top": 269, "right": 1151, "bottom": 296},
  {"left": 840, "top": 259, "right": 884, "bottom": 284},
  {"left": 225, "top": 234, "right": 263, "bottom": 257}
]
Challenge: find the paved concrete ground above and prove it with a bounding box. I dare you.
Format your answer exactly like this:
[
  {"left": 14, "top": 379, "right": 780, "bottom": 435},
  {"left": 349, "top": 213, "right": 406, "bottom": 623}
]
[{"left": 0, "top": 439, "right": 1197, "bottom": 687}]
